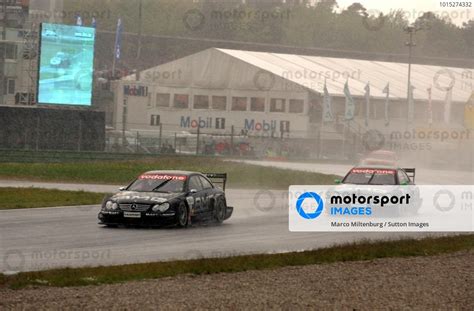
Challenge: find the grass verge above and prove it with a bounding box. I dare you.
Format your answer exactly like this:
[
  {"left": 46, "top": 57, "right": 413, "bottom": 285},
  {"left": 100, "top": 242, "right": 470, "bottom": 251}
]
[
  {"left": 1, "top": 234, "right": 472, "bottom": 289},
  {"left": 0, "top": 188, "right": 105, "bottom": 210},
  {"left": 0, "top": 157, "right": 337, "bottom": 189}
]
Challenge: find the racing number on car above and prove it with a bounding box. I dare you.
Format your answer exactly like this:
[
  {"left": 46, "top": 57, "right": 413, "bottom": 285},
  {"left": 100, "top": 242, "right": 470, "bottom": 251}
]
[
  {"left": 194, "top": 196, "right": 202, "bottom": 211},
  {"left": 193, "top": 194, "right": 211, "bottom": 212},
  {"left": 189, "top": 175, "right": 207, "bottom": 212}
]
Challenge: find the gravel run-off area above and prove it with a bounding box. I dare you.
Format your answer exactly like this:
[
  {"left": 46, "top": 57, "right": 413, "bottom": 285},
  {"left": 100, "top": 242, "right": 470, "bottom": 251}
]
[{"left": 1, "top": 250, "right": 473, "bottom": 310}]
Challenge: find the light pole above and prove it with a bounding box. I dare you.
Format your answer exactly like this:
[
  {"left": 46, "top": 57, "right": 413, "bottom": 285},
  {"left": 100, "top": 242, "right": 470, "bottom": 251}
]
[
  {"left": 2, "top": 0, "right": 7, "bottom": 40},
  {"left": 404, "top": 25, "right": 420, "bottom": 122},
  {"left": 136, "top": 0, "right": 143, "bottom": 60},
  {"left": 122, "top": 95, "right": 128, "bottom": 149}
]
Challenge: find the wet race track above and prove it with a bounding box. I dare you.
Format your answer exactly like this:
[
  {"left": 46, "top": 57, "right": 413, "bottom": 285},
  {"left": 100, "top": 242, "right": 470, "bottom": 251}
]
[{"left": 1, "top": 161, "right": 472, "bottom": 273}]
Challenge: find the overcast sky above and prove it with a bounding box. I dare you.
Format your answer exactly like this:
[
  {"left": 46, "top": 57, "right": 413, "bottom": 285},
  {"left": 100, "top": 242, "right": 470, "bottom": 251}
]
[{"left": 335, "top": 0, "right": 473, "bottom": 26}]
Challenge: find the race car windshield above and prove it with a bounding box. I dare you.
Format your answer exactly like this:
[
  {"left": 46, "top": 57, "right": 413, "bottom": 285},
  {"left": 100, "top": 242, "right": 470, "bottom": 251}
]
[
  {"left": 343, "top": 171, "right": 396, "bottom": 185},
  {"left": 127, "top": 179, "right": 185, "bottom": 193},
  {"left": 367, "top": 152, "right": 396, "bottom": 160}
]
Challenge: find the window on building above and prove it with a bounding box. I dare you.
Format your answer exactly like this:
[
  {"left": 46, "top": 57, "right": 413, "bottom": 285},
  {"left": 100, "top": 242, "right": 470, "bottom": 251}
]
[
  {"left": 250, "top": 97, "right": 265, "bottom": 112},
  {"left": 194, "top": 95, "right": 209, "bottom": 109},
  {"left": 2, "top": 79, "right": 14, "bottom": 96},
  {"left": 231, "top": 97, "right": 247, "bottom": 111},
  {"left": 212, "top": 96, "right": 227, "bottom": 110},
  {"left": 4, "top": 44, "right": 17, "bottom": 60},
  {"left": 289, "top": 99, "right": 304, "bottom": 113},
  {"left": 173, "top": 94, "right": 189, "bottom": 109},
  {"left": 156, "top": 93, "right": 170, "bottom": 108},
  {"left": 270, "top": 98, "right": 286, "bottom": 112}
]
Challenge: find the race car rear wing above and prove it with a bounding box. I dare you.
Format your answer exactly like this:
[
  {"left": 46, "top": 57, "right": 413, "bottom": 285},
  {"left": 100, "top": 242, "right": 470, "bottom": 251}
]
[
  {"left": 204, "top": 173, "right": 227, "bottom": 191},
  {"left": 402, "top": 168, "right": 416, "bottom": 183}
]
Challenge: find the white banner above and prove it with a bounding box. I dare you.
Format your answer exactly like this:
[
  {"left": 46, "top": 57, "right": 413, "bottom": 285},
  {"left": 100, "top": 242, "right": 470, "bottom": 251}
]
[
  {"left": 344, "top": 81, "right": 355, "bottom": 120},
  {"left": 322, "top": 83, "right": 334, "bottom": 122},
  {"left": 289, "top": 185, "right": 473, "bottom": 232},
  {"left": 383, "top": 83, "right": 390, "bottom": 126}
]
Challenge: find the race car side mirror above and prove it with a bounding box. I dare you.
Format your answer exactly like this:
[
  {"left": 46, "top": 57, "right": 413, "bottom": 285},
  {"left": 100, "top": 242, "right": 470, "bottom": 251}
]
[
  {"left": 189, "top": 189, "right": 197, "bottom": 194},
  {"left": 118, "top": 186, "right": 126, "bottom": 191},
  {"left": 334, "top": 179, "right": 342, "bottom": 184}
]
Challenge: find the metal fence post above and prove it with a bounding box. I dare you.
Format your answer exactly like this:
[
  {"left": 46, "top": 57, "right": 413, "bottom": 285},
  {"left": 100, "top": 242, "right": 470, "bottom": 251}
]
[
  {"left": 230, "top": 125, "right": 234, "bottom": 155},
  {"left": 196, "top": 126, "right": 200, "bottom": 155},
  {"left": 159, "top": 123, "right": 163, "bottom": 150},
  {"left": 136, "top": 131, "right": 139, "bottom": 153},
  {"left": 316, "top": 128, "right": 321, "bottom": 160},
  {"left": 35, "top": 115, "right": 40, "bottom": 151},
  {"left": 77, "top": 118, "right": 82, "bottom": 152},
  {"left": 174, "top": 132, "right": 177, "bottom": 150}
]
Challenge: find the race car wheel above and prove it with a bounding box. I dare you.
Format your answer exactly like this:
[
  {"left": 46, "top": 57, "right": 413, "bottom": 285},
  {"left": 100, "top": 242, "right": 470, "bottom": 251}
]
[
  {"left": 214, "top": 198, "right": 226, "bottom": 223},
  {"left": 177, "top": 202, "right": 188, "bottom": 228}
]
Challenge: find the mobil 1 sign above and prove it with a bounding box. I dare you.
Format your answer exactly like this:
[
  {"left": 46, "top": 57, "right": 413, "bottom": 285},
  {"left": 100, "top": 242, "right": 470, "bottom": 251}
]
[{"left": 289, "top": 185, "right": 473, "bottom": 232}]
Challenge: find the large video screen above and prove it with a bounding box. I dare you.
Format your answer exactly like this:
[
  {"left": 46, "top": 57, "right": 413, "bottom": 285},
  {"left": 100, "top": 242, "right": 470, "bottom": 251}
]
[{"left": 37, "top": 23, "right": 96, "bottom": 106}]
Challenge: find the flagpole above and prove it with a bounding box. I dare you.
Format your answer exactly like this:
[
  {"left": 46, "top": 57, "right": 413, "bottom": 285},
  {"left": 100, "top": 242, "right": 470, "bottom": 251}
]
[
  {"left": 404, "top": 26, "right": 417, "bottom": 123},
  {"left": 343, "top": 80, "right": 354, "bottom": 160},
  {"left": 112, "top": 18, "right": 121, "bottom": 78},
  {"left": 427, "top": 87, "right": 432, "bottom": 128},
  {"left": 384, "top": 83, "right": 390, "bottom": 127},
  {"left": 112, "top": 52, "right": 117, "bottom": 77},
  {"left": 342, "top": 120, "right": 346, "bottom": 160}
]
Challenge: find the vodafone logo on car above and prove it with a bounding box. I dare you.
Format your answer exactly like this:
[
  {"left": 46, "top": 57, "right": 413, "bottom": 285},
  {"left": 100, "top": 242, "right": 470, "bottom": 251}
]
[
  {"left": 139, "top": 174, "right": 187, "bottom": 181},
  {"left": 351, "top": 169, "right": 395, "bottom": 175}
]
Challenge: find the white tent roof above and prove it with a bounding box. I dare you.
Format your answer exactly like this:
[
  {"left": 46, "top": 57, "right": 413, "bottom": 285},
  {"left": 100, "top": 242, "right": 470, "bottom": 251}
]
[{"left": 125, "top": 48, "right": 472, "bottom": 103}]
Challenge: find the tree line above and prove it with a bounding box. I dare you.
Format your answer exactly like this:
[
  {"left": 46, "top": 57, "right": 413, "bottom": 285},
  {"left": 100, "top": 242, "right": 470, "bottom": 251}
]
[{"left": 63, "top": 0, "right": 473, "bottom": 74}]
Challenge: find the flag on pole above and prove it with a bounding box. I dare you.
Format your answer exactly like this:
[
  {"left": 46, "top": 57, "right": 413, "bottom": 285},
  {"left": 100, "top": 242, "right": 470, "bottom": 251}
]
[
  {"left": 75, "top": 14, "right": 82, "bottom": 26},
  {"left": 408, "top": 84, "right": 415, "bottom": 122},
  {"left": 114, "top": 18, "right": 123, "bottom": 60},
  {"left": 364, "top": 82, "right": 370, "bottom": 127},
  {"left": 91, "top": 17, "right": 97, "bottom": 28},
  {"left": 382, "top": 83, "right": 390, "bottom": 126},
  {"left": 444, "top": 87, "right": 452, "bottom": 124},
  {"left": 344, "top": 81, "right": 355, "bottom": 120},
  {"left": 427, "top": 87, "right": 433, "bottom": 126},
  {"left": 465, "top": 91, "right": 474, "bottom": 129},
  {"left": 322, "top": 80, "right": 334, "bottom": 122}
]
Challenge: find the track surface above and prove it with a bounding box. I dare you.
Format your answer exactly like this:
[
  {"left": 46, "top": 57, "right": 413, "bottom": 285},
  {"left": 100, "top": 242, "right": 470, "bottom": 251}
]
[{"left": 0, "top": 162, "right": 471, "bottom": 273}]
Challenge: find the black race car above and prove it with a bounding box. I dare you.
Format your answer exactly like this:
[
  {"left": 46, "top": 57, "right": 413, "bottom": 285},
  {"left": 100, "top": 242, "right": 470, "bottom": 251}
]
[{"left": 98, "top": 170, "right": 233, "bottom": 227}]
